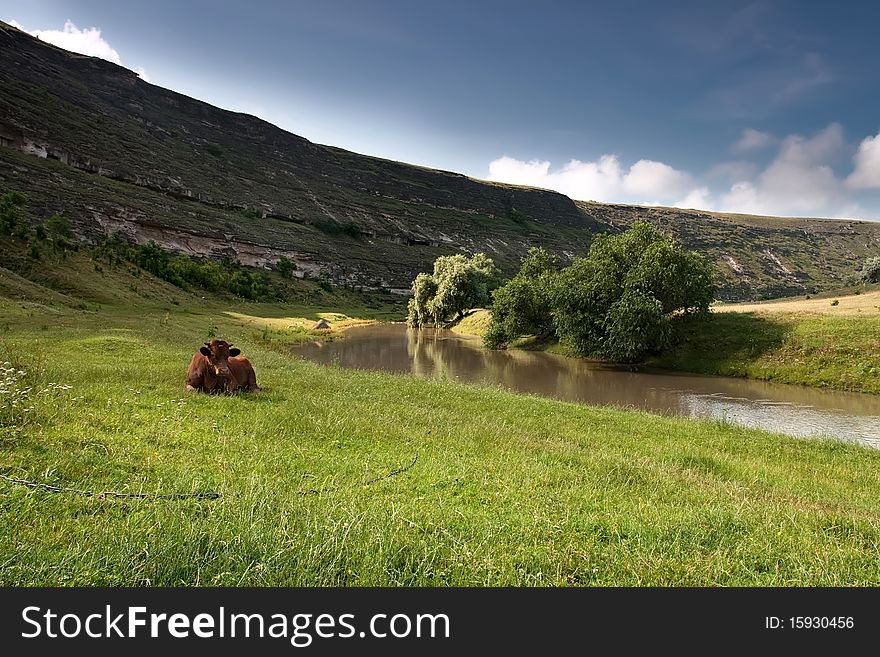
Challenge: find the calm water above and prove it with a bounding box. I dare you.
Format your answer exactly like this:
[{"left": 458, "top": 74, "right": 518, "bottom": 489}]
[{"left": 293, "top": 324, "right": 880, "bottom": 448}]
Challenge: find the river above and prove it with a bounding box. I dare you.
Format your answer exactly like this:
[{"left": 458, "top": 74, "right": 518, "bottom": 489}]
[{"left": 292, "top": 324, "right": 880, "bottom": 448}]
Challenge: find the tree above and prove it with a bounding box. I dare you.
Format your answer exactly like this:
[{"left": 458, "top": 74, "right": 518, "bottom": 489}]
[
  {"left": 484, "top": 247, "right": 557, "bottom": 349},
  {"left": 406, "top": 253, "right": 500, "bottom": 327},
  {"left": 275, "top": 255, "right": 296, "bottom": 278},
  {"left": 406, "top": 272, "right": 437, "bottom": 328},
  {"left": 551, "top": 221, "right": 716, "bottom": 362},
  {"left": 0, "top": 191, "right": 27, "bottom": 235},
  {"left": 44, "top": 214, "right": 73, "bottom": 238},
  {"left": 860, "top": 256, "right": 880, "bottom": 283}
]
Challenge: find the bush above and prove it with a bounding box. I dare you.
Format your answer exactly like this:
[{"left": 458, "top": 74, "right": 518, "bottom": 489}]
[
  {"left": 483, "top": 247, "right": 556, "bottom": 349},
  {"left": 860, "top": 256, "right": 880, "bottom": 283},
  {"left": 483, "top": 222, "right": 715, "bottom": 362},
  {"left": 318, "top": 274, "right": 334, "bottom": 292},
  {"left": 44, "top": 214, "right": 73, "bottom": 239},
  {"left": 602, "top": 289, "right": 671, "bottom": 362},
  {"left": 276, "top": 255, "right": 296, "bottom": 278},
  {"left": 96, "top": 236, "right": 281, "bottom": 301},
  {"left": 550, "top": 222, "right": 715, "bottom": 362},
  {"left": 406, "top": 272, "right": 438, "bottom": 328},
  {"left": 0, "top": 191, "right": 27, "bottom": 235},
  {"left": 406, "top": 253, "right": 500, "bottom": 327},
  {"left": 312, "top": 218, "right": 362, "bottom": 238}
]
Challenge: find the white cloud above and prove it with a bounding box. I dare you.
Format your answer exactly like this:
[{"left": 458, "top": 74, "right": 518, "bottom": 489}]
[
  {"left": 731, "top": 128, "right": 775, "bottom": 153},
  {"left": 846, "top": 132, "right": 880, "bottom": 189},
  {"left": 485, "top": 123, "right": 880, "bottom": 220},
  {"left": 487, "top": 154, "right": 700, "bottom": 206},
  {"left": 675, "top": 187, "right": 714, "bottom": 211},
  {"left": 719, "top": 123, "right": 845, "bottom": 216},
  {"left": 8, "top": 19, "right": 149, "bottom": 80},
  {"left": 623, "top": 159, "right": 692, "bottom": 198}
]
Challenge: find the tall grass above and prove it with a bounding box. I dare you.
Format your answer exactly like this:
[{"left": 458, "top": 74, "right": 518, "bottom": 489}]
[{"left": 2, "top": 300, "right": 880, "bottom": 585}]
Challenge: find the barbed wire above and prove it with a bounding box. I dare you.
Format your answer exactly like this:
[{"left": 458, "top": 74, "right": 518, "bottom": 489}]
[
  {"left": 297, "top": 452, "right": 420, "bottom": 496},
  {"left": 0, "top": 473, "right": 221, "bottom": 499},
  {"left": 0, "top": 452, "right": 420, "bottom": 500}
]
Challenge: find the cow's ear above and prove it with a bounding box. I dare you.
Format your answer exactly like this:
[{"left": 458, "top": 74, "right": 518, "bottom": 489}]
[
  {"left": 200, "top": 346, "right": 211, "bottom": 357},
  {"left": 229, "top": 348, "right": 241, "bottom": 357}
]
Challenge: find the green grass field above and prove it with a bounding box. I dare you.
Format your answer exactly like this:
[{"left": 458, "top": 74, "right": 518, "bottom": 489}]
[
  {"left": 3, "top": 245, "right": 880, "bottom": 586},
  {"left": 651, "top": 310, "right": 880, "bottom": 393}
]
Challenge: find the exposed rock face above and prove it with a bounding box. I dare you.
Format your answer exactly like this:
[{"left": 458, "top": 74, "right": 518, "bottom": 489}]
[{"left": 2, "top": 20, "right": 880, "bottom": 300}]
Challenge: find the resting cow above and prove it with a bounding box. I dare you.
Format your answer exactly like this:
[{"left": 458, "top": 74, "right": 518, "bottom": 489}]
[{"left": 185, "top": 340, "right": 257, "bottom": 393}]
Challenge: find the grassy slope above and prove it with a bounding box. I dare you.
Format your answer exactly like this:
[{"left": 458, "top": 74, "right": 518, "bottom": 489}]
[
  {"left": 651, "top": 292, "right": 880, "bottom": 393},
  {"left": 2, "top": 245, "right": 880, "bottom": 586}
]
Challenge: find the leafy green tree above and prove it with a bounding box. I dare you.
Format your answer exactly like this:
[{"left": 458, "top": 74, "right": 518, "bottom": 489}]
[
  {"left": 407, "top": 253, "right": 500, "bottom": 327},
  {"left": 484, "top": 247, "right": 557, "bottom": 348},
  {"left": 0, "top": 191, "right": 27, "bottom": 235},
  {"left": 602, "top": 289, "right": 670, "bottom": 362},
  {"left": 406, "top": 272, "right": 438, "bottom": 327},
  {"left": 860, "top": 256, "right": 880, "bottom": 283},
  {"left": 44, "top": 214, "right": 73, "bottom": 239},
  {"left": 276, "top": 255, "right": 296, "bottom": 278},
  {"left": 551, "top": 221, "right": 715, "bottom": 362}
]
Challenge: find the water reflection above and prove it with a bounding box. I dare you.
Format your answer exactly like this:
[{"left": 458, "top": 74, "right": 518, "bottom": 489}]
[{"left": 293, "top": 324, "right": 880, "bottom": 447}]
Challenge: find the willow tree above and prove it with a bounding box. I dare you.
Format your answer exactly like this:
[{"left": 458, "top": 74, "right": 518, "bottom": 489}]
[{"left": 406, "top": 253, "right": 500, "bottom": 327}]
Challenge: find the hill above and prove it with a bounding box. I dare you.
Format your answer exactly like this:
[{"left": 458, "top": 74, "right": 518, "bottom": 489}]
[{"left": 2, "top": 20, "right": 880, "bottom": 300}]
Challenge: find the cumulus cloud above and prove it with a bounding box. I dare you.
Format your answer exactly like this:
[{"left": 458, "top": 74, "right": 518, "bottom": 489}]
[
  {"left": 731, "top": 128, "right": 775, "bottom": 153},
  {"left": 485, "top": 123, "right": 880, "bottom": 219},
  {"left": 487, "top": 154, "right": 700, "bottom": 206},
  {"left": 8, "top": 19, "right": 149, "bottom": 80},
  {"left": 675, "top": 187, "right": 714, "bottom": 211},
  {"left": 846, "top": 132, "right": 880, "bottom": 189},
  {"left": 718, "top": 123, "right": 845, "bottom": 216},
  {"left": 623, "top": 160, "right": 692, "bottom": 198}
]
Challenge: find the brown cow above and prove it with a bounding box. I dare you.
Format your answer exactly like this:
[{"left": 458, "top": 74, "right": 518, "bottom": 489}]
[{"left": 185, "top": 340, "right": 257, "bottom": 393}]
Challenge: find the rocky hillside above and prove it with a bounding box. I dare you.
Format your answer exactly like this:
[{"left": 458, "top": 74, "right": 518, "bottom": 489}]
[
  {"left": 577, "top": 202, "right": 880, "bottom": 300},
  {"left": 2, "top": 20, "right": 879, "bottom": 299}
]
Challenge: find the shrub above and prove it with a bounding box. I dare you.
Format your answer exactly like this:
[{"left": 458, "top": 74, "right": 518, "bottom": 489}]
[
  {"left": 602, "top": 289, "right": 671, "bottom": 362},
  {"left": 860, "top": 256, "right": 880, "bottom": 283},
  {"left": 0, "top": 191, "right": 27, "bottom": 235},
  {"left": 276, "top": 256, "right": 296, "bottom": 278},
  {"left": 96, "top": 236, "right": 281, "bottom": 301},
  {"left": 44, "top": 214, "right": 73, "bottom": 238},
  {"left": 485, "top": 222, "right": 715, "bottom": 362},
  {"left": 483, "top": 247, "right": 556, "bottom": 349},
  {"left": 550, "top": 222, "right": 715, "bottom": 362},
  {"left": 406, "top": 273, "right": 438, "bottom": 328},
  {"left": 312, "top": 218, "right": 362, "bottom": 238}
]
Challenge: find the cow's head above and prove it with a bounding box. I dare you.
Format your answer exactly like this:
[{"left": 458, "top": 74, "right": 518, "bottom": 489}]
[{"left": 199, "top": 340, "right": 241, "bottom": 378}]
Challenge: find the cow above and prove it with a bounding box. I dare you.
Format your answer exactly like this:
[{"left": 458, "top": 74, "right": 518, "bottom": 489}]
[{"left": 185, "top": 339, "right": 257, "bottom": 393}]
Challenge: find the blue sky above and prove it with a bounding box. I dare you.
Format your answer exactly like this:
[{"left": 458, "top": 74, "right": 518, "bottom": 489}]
[{"left": 5, "top": 1, "right": 880, "bottom": 219}]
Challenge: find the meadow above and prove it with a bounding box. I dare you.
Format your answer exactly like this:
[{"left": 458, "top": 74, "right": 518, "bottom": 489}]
[{"left": 2, "top": 246, "right": 880, "bottom": 586}]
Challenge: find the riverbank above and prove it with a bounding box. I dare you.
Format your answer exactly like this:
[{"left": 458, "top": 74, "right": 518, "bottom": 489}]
[
  {"left": 4, "top": 263, "right": 880, "bottom": 584},
  {"left": 451, "top": 299, "right": 880, "bottom": 394}
]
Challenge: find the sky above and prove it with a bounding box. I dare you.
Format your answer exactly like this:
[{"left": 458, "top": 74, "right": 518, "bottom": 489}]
[{"left": 5, "top": 0, "right": 880, "bottom": 219}]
